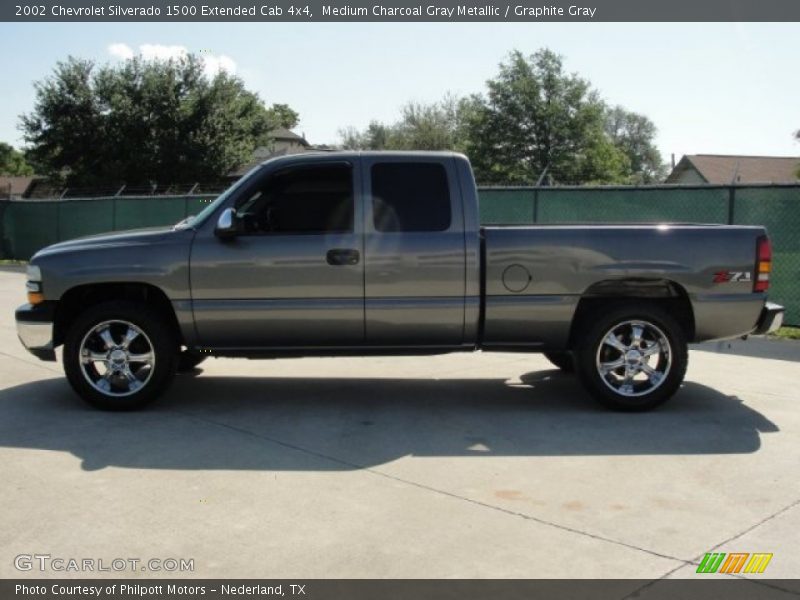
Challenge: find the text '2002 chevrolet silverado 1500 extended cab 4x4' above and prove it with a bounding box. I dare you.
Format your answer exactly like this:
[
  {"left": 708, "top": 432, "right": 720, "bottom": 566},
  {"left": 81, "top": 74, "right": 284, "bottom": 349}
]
[{"left": 16, "top": 152, "right": 785, "bottom": 411}]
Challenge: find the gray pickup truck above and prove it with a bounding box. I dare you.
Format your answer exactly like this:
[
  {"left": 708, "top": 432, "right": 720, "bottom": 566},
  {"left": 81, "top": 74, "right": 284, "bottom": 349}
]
[{"left": 16, "top": 152, "right": 784, "bottom": 411}]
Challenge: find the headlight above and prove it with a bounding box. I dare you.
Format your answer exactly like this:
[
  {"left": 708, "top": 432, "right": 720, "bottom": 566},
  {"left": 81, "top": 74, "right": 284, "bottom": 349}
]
[
  {"left": 26, "top": 265, "right": 41, "bottom": 282},
  {"left": 26, "top": 264, "right": 44, "bottom": 305}
]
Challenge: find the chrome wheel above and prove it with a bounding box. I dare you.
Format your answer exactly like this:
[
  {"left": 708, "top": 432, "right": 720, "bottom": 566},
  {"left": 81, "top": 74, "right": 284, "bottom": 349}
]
[
  {"left": 595, "top": 319, "right": 672, "bottom": 398},
  {"left": 79, "top": 320, "right": 156, "bottom": 397}
]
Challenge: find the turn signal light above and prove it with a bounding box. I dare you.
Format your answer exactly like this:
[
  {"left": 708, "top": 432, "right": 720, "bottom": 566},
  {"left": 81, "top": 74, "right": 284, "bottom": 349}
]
[
  {"left": 26, "top": 279, "right": 44, "bottom": 305},
  {"left": 754, "top": 236, "right": 772, "bottom": 293}
]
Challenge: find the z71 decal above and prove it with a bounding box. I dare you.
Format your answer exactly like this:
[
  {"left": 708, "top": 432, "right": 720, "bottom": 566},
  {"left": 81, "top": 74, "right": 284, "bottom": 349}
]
[{"left": 714, "top": 271, "right": 752, "bottom": 284}]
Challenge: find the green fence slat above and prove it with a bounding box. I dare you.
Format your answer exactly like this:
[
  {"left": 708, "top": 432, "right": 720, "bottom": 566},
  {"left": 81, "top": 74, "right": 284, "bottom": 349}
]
[
  {"left": 58, "top": 199, "right": 115, "bottom": 241},
  {"left": 187, "top": 196, "right": 217, "bottom": 216},
  {"left": 536, "top": 187, "right": 729, "bottom": 224},
  {"left": 733, "top": 187, "right": 800, "bottom": 326},
  {"left": 479, "top": 189, "right": 536, "bottom": 224},
  {"left": 113, "top": 196, "right": 190, "bottom": 231},
  {"left": 4, "top": 201, "right": 59, "bottom": 260}
]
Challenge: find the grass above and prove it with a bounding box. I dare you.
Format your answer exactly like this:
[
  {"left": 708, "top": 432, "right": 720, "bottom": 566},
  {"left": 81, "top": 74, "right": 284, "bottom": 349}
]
[
  {"left": 0, "top": 259, "right": 27, "bottom": 265},
  {"left": 770, "top": 327, "right": 800, "bottom": 341}
]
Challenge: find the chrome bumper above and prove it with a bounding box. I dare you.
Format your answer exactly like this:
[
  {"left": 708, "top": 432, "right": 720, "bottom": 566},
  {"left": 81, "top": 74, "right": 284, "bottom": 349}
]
[
  {"left": 16, "top": 303, "right": 56, "bottom": 361},
  {"left": 752, "top": 302, "right": 785, "bottom": 336}
]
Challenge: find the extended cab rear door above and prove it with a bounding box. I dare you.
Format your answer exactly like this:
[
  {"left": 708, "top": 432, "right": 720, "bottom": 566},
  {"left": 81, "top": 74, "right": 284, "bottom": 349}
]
[{"left": 361, "top": 156, "right": 467, "bottom": 346}]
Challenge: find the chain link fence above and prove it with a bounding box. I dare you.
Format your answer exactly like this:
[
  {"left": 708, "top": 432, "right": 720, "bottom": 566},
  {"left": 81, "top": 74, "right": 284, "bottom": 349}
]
[
  {"left": 732, "top": 187, "right": 800, "bottom": 327},
  {"left": 1, "top": 184, "right": 799, "bottom": 325},
  {"left": 480, "top": 184, "right": 800, "bottom": 325}
]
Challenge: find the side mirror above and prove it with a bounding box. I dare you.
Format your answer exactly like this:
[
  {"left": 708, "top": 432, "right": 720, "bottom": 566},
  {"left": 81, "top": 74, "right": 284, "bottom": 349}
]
[{"left": 215, "top": 208, "right": 238, "bottom": 240}]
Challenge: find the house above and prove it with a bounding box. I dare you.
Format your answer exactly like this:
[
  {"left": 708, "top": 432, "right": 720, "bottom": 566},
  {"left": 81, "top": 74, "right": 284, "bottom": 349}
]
[
  {"left": 666, "top": 154, "right": 800, "bottom": 185},
  {"left": 229, "top": 128, "right": 314, "bottom": 178},
  {"left": 0, "top": 176, "right": 37, "bottom": 200}
]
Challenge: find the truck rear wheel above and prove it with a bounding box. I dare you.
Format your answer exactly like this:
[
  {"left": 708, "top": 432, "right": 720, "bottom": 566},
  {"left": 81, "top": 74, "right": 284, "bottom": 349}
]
[
  {"left": 574, "top": 303, "right": 688, "bottom": 411},
  {"left": 63, "top": 301, "right": 178, "bottom": 410},
  {"left": 543, "top": 351, "right": 574, "bottom": 372}
]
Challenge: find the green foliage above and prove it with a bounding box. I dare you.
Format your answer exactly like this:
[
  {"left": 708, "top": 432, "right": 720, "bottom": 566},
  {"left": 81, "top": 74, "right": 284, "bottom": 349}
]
[
  {"left": 340, "top": 121, "right": 391, "bottom": 150},
  {"left": 21, "top": 55, "right": 292, "bottom": 186},
  {"left": 339, "top": 94, "right": 473, "bottom": 152},
  {"left": 266, "top": 103, "right": 300, "bottom": 129},
  {"left": 388, "top": 95, "right": 472, "bottom": 151},
  {"left": 605, "top": 106, "right": 667, "bottom": 184},
  {"left": 0, "top": 142, "right": 34, "bottom": 176},
  {"left": 464, "top": 50, "right": 628, "bottom": 185},
  {"left": 770, "top": 327, "right": 800, "bottom": 341},
  {"left": 340, "top": 48, "right": 666, "bottom": 186}
]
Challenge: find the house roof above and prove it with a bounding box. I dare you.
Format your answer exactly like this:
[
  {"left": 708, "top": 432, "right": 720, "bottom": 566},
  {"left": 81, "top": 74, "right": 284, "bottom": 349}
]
[
  {"left": 667, "top": 154, "right": 800, "bottom": 184},
  {"left": 231, "top": 146, "right": 296, "bottom": 176},
  {"left": 268, "top": 127, "right": 309, "bottom": 145},
  {"left": 0, "top": 176, "right": 36, "bottom": 197},
  {"left": 228, "top": 129, "right": 312, "bottom": 177}
]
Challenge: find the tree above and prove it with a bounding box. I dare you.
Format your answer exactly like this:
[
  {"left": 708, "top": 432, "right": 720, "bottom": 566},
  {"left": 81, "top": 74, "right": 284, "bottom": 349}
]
[
  {"left": 266, "top": 103, "right": 299, "bottom": 129},
  {"left": 340, "top": 49, "right": 667, "bottom": 185},
  {"left": 20, "top": 55, "right": 293, "bottom": 186},
  {"left": 463, "top": 50, "right": 629, "bottom": 185},
  {"left": 338, "top": 94, "right": 475, "bottom": 152},
  {"left": 388, "top": 95, "right": 471, "bottom": 150},
  {"left": 604, "top": 106, "right": 667, "bottom": 184},
  {"left": 339, "top": 121, "right": 391, "bottom": 150},
  {"left": 0, "top": 142, "right": 34, "bottom": 176}
]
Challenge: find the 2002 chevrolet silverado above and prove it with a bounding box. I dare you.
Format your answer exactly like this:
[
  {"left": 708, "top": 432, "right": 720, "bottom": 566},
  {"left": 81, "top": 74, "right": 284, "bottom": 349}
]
[{"left": 16, "top": 152, "right": 785, "bottom": 411}]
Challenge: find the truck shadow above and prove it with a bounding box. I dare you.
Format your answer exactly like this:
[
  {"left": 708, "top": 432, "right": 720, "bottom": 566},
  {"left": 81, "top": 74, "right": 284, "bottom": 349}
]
[{"left": 0, "top": 370, "right": 779, "bottom": 471}]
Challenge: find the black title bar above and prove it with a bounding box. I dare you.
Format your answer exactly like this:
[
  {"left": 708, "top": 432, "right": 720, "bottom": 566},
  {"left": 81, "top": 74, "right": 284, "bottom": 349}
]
[
  {"left": 4, "top": 0, "right": 800, "bottom": 21},
  {"left": 4, "top": 580, "right": 800, "bottom": 600}
]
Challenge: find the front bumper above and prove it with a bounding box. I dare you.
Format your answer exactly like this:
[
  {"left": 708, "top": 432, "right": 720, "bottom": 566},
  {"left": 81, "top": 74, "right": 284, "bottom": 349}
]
[
  {"left": 16, "top": 302, "right": 57, "bottom": 361},
  {"left": 752, "top": 302, "right": 785, "bottom": 335}
]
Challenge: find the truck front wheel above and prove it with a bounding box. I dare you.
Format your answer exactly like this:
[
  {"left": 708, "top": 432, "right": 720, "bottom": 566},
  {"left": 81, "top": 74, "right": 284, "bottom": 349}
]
[
  {"left": 574, "top": 304, "right": 688, "bottom": 411},
  {"left": 63, "top": 301, "right": 178, "bottom": 410}
]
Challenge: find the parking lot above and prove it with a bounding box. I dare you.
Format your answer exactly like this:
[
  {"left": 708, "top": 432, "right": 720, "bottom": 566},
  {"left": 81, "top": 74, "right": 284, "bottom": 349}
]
[{"left": 0, "top": 267, "right": 798, "bottom": 586}]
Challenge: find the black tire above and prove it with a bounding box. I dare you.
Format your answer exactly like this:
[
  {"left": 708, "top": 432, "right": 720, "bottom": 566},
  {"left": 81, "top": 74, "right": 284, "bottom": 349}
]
[
  {"left": 177, "top": 352, "right": 206, "bottom": 373},
  {"left": 543, "top": 351, "right": 575, "bottom": 372},
  {"left": 574, "top": 303, "right": 688, "bottom": 412},
  {"left": 63, "top": 301, "right": 178, "bottom": 410}
]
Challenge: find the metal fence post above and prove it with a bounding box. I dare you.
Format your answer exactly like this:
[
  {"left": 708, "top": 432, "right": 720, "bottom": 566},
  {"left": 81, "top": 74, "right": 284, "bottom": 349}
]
[
  {"left": 55, "top": 201, "right": 61, "bottom": 243},
  {"left": 533, "top": 188, "right": 539, "bottom": 223},
  {"left": 728, "top": 185, "right": 736, "bottom": 225}
]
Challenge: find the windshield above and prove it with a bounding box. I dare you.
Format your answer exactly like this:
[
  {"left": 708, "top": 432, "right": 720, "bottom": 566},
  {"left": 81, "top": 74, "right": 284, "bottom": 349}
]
[{"left": 181, "top": 165, "right": 264, "bottom": 228}]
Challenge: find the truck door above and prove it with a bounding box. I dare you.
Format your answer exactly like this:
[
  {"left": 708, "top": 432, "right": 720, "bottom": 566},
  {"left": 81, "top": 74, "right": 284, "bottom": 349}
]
[
  {"left": 362, "top": 156, "right": 466, "bottom": 346},
  {"left": 189, "top": 159, "right": 364, "bottom": 348}
]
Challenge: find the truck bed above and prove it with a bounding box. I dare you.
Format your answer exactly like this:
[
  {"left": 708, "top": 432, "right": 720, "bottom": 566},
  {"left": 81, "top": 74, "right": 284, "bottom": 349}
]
[{"left": 480, "top": 224, "right": 767, "bottom": 347}]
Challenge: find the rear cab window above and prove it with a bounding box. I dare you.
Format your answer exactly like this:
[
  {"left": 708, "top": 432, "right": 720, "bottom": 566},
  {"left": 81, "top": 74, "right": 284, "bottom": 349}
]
[{"left": 370, "top": 162, "right": 451, "bottom": 232}]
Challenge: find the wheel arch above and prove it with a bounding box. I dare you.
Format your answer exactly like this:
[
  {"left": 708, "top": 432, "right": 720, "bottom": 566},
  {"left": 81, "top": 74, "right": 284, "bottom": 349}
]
[
  {"left": 567, "top": 278, "right": 695, "bottom": 348},
  {"left": 53, "top": 282, "right": 183, "bottom": 348}
]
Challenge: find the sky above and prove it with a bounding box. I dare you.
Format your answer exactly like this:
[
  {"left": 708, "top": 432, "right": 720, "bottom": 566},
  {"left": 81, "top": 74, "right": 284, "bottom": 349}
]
[{"left": 1, "top": 22, "right": 799, "bottom": 164}]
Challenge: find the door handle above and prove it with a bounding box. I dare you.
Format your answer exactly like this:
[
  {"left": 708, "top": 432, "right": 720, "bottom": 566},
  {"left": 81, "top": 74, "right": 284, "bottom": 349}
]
[{"left": 326, "top": 248, "right": 360, "bottom": 266}]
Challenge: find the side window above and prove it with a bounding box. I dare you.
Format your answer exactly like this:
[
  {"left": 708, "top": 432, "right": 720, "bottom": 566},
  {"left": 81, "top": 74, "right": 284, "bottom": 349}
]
[
  {"left": 371, "top": 163, "right": 451, "bottom": 232},
  {"left": 235, "top": 163, "right": 354, "bottom": 234}
]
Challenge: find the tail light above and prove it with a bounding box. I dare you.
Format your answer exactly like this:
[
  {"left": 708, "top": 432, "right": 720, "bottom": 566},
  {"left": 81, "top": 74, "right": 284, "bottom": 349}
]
[{"left": 754, "top": 235, "right": 772, "bottom": 293}]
